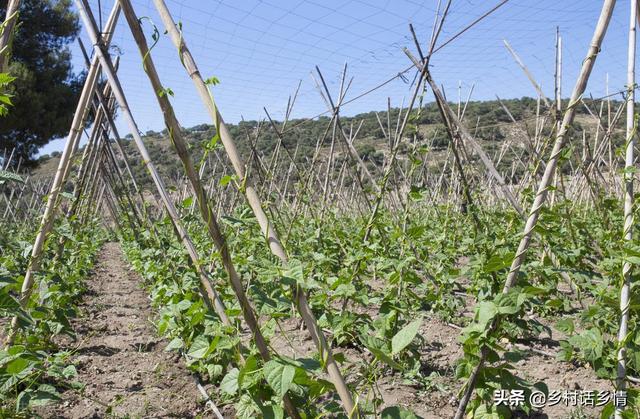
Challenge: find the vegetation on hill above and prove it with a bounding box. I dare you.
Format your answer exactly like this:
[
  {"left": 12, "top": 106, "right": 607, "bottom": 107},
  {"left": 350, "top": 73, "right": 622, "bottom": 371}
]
[{"left": 39, "top": 96, "right": 614, "bottom": 192}]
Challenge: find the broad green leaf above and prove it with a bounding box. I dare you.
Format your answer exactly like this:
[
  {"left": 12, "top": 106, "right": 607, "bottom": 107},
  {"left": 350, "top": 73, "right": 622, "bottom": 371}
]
[
  {"left": 220, "top": 367, "right": 239, "bottom": 396},
  {"left": 282, "top": 260, "right": 304, "bottom": 287},
  {"left": 16, "top": 385, "right": 60, "bottom": 411},
  {"left": 381, "top": 406, "right": 420, "bottom": 419},
  {"left": 555, "top": 318, "right": 575, "bottom": 336},
  {"left": 16, "top": 390, "right": 31, "bottom": 411},
  {"left": 29, "top": 384, "right": 60, "bottom": 406},
  {"left": 187, "top": 335, "right": 210, "bottom": 359},
  {"left": 391, "top": 319, "right": 422, "bottom": 355},
  {"left": 165, "top": 337, "right": 184, "bottom": 352},
  {"left": 238, "top": 355, "right": 259, "bottom": 389},
  {"left": 472, "top": 403, "right": 511, "bottom": 419},
  {"left": 483, "top": 252, "right": 513, "bottom": 274},
  {"left": 235, "top": 393, "right": 259, "bottom": 418},
  {"left": 0, "top": 170, "right": 24, "bottom": 185},
  {"left": 6, "top": 357, "right": 31, "bottom": 375},
  {"left": 263, "top": 360, "right": 295, "bottom": 398},
  {"left": 62, "top": 364, "right": 77, "bottom": 379},
  {"left": 568, "top": 328, "right": 603, "bottom": 362},
  {"left": 259, "top": 404, "right": 285, "bottom": 419},
  {"left": 475, "top": 301, "right": 498, "bottom": 329},
  {"left": 0, "top": 291, "right": 20, "bottom": 311},
  {"left": 207, "top": 364, "right": 223, "bottom": 378}
]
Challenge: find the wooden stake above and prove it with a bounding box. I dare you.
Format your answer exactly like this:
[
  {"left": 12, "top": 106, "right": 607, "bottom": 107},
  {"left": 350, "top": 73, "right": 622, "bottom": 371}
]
[
  {"left": 0, "top": 0, "right": 20, "bottom": 72},
  {"left": 616, "top": 1, "right": 636, "bottom": 417}
]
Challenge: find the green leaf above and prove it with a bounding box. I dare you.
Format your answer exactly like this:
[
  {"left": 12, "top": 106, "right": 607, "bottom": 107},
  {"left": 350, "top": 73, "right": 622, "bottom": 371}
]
[
  {"left": 16, "top": 390, "right": 31, "bottom": 411},
  {"left": 368, "top": 347, "right": 403, "bottom": 370},
  {"left": 0, "top": 170, "right": 24, "bottom": 184},
  {"left": 6, "top": 357, "right": 31, "bottom": 375},
  {"left": 259, "top": 404, "right": 285, "bottom": 419},
  {"left": 182, "top": 196, "right": 193, "bottom": 207},
  {"left": 263, "top": 360, "right": 295, "bottom": 398},
  {"left": 625, "top": 255, "right": 640, "bottom": 265},
  {"left": 62, "top": 364, "right": 77, "bottom": 379},
  {"left": 187, "top": 335, "right": 210, "bottom": 359},
  {"left": 158, "top": 87, "right": 174, "bottom": 97},
  {"left": 381, "top": 406, "right": 420, "bottom": 419},
  {"left": 391, "top": 319, "right": 422, "bottom": 355},
  {"left": 555, "top": 318, "right": 575, "bottom": 336},
  {"left": 568, "top": 328, "right": 603, "bottom": 362},
  {"left": 483, "top": 252, "right": 513, "bottom": 274},
  {"left": 0, "top": 291, "right": 20, "bottom": 312},
  {"left": 29, "top": 384, "right": 60, "bottom": 406},
  {"left": 472, "top": 403, "right": 511, "bottom": 419},
  {"left": 205, "top": 76, "right": 220, "bottom": 86},
  {"left": 475, "top": 301, "right": 498, "bottom": 329},
  {"left": 235, "top": 393, "right": 259, "bottom": 418},
  {"left": 165, "top": 337, "right": 184, "bottom": 352},
  {"left": 220, "top": 367, "right": 239, "bottom": 396},
  {"left": 0, "top": 73, "right": 16, "bottom": 85},
  {"left": 220, "top": 175, "right": 234, "bottom": 187},
  {"left": 238, "top": 355, "right": 259, "bottom": 389},
  {"left": 16, "top": 385, "right": 61, "bottom": 411},
  {"left": 600, "top": 402, "right": 615, "bottom": 419},
  {"left": 206, "top": 133, "right": 220, "bottom": 150},
  {"left": 281, "top": 260, "right": 304, "bottom": 287},
  {"left": 207, "top": 364, "right": 223, "bottom": 379}
]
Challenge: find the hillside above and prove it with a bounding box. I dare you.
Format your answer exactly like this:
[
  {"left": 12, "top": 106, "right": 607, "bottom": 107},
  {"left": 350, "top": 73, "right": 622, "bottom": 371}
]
[{"left": 32, "top": 96, "right": 624, "bottom": 191}]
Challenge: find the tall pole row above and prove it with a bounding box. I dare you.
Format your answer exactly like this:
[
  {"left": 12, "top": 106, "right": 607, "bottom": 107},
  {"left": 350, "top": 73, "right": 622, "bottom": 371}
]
[
  {"left": 73, "top": 0, "right": 234, "bottom": 334},
  {"left": 115, "top": 3, "right": 303, "bottom": 416},
  {"left": 4, "top": 3, "right": 121, "bottom": 347},
  {"left": 151, "top": 1, "right": 359, "bottom": 415},
  {"left": 454, "top": 1, "right": 617, "bottom": 417}
]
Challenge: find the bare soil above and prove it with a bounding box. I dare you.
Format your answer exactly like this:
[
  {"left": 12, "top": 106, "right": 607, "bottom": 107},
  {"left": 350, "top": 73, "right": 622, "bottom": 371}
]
[
  {"left": 37, "top": 242, "right": 205, "bottom": 418},
  {"left": 403, "top": 315, "right": 612, "bottom": 419}
]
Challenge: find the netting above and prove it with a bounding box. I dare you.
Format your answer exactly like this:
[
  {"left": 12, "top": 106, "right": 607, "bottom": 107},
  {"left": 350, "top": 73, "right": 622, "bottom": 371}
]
[{"left": 69, "top": 0, "right": 631, "bottom": 139}]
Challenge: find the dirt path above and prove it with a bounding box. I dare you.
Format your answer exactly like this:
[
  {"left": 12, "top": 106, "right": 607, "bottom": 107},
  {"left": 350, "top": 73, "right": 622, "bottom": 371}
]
[{"left": 39, "top": 242, "right": 204, "bottom": 418}]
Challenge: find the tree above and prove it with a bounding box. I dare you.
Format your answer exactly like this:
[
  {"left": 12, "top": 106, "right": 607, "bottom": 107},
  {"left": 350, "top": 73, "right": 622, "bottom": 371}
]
[{"left": 0, "top": 0, "right": 82, "bottom": 166}]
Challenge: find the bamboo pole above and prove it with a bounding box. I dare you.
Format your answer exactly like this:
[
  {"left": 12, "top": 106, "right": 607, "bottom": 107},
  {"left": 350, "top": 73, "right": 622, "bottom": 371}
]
[
  {"left": 0, "top": 0, "right": 20, "bottom": 72},
  {"left": 616, "top": 1, "right": 636, "bottom": 417},
  {"left": 503, "top": 39, "right": 551, "bottom": 108},
  {"left": 454, "top": 1, "right": 617, "bottom": 417},
  {"left": 78, "top": 39, "right": 143, "bottom": 200},
  {"left": 151, "top": 1, "right": 358, "bottom": 415}
]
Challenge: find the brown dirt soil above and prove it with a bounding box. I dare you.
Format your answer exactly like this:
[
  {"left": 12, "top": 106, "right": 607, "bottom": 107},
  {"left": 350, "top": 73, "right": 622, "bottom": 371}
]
[
  {"left": 36, "top": 242, "right": 205, "bottom": 418},
  {"left": 339, "top": 312, "right": 613, "bottom": 419},
  {"left": 383, "top": 313, "right": 613, "bottom": 419}
]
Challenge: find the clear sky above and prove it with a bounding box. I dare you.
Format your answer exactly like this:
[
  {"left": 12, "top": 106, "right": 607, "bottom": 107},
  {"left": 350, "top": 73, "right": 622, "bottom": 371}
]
[{"left": 40, "top": 0, "right": 632, "bottom": 155}]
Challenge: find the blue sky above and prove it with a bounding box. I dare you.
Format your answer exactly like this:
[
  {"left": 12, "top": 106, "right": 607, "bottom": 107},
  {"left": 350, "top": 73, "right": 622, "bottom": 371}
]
[{"left": 40, "top": 0, "right": 632, "bottom": 155}]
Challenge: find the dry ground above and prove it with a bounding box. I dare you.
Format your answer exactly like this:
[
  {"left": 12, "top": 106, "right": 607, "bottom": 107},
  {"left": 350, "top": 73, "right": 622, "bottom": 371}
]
[{"left": 37, "top": 242, "right": 205, "bottom": 418}]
